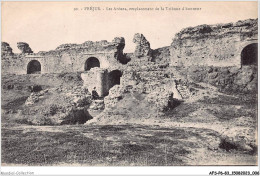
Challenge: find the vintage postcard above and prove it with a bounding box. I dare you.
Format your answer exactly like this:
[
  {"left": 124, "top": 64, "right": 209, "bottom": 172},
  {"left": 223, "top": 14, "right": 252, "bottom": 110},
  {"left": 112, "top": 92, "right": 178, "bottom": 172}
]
[{"left": 1, "top": 1, "right": 258, "bottom": 175}]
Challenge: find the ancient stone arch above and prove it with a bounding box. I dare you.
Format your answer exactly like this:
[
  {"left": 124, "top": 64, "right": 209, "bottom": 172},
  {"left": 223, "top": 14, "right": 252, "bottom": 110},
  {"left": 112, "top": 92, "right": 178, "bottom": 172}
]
[
  {"left": 85, "top": 57, "right": 100, "bottom": 71},
  {"left": 241, "top": 43, "right": 258, "bottom": 66},
  {"left": 109, "top": 70, "right": 122, "bottom": 88},
  {"left": 27, "top": 60, "right": 41, "bottom": 74}
]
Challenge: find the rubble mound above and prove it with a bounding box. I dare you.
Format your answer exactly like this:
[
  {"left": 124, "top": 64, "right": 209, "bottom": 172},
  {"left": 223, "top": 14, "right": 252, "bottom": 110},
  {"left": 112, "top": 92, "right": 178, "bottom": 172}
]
[
  {"left": 88, "top": 58, "right": 185, "bottom": 125},
  {"left": 18, "top": 86, "right": 93, "bottom": 125},
  {"left": 104, "top": 85, "right": 127, "bottom": 109}
]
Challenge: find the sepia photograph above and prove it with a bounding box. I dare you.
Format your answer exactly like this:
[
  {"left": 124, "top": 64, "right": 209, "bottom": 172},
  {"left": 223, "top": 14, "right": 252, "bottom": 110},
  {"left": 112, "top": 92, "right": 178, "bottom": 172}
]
[{"left": 0, "top": 0, "right": 259, "bottom": 174}]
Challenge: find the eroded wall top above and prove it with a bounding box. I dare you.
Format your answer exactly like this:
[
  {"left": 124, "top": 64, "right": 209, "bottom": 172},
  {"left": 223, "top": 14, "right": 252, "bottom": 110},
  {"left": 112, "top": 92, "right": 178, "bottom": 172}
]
[
  {"left": 37, "top": 37, "right": 125, "bottom": 57},
  {"left": 170, "top": 19, "right": 258, "bottom": 67}
]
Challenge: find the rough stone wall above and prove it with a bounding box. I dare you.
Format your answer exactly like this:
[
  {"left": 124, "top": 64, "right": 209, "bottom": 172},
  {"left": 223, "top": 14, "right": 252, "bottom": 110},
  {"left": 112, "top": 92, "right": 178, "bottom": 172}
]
[
  {"left": 1, "top": 37, "right": 126, "bottom": 75},
  {"left": 1, "top": 42, "right": 14, "bottom": 57},
  {"left": 81, "top": 68, "right": 110, "bottom": 97},
  {"left": 2, "top": 19, "right": 257, "bottom": 75},
  {"left": 81, "top": 67, "right": 124, "bottom": 97},
  {"left": 151, "top": 46, "right": 170, "bottom": 63},
  {"left": 170, "top": 19, "right": 258, "bottom": 67},
  {"left": 112, "top": 37, "right": 126, "bottom": 63},
  {"left": 17, "top": 42, "right": 33, "bottom": 54}
]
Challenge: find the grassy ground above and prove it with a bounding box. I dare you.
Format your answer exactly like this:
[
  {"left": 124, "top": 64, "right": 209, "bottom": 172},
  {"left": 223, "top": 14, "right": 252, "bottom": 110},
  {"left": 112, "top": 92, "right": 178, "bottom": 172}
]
[{"left": 1, "top": 124, "right": 257, "bottom": 166}]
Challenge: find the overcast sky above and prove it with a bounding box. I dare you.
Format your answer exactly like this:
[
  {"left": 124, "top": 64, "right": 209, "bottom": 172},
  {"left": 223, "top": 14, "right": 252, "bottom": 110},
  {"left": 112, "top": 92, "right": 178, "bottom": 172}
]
[{"left": 2, "top": 1, "right": 258, "bottom": 53}]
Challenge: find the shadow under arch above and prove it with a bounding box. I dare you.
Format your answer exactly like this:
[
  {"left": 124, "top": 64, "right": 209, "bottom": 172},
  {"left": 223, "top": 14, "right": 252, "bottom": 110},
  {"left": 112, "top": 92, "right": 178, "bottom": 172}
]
[
  {"left": 85, "top": 57, "right": 100, "bottom": 71},
  {"left": 27, "top": 60, "right": 41, "bottom": 74},
  {"left": 241, "top": 43, "right": 258, "bottom": 66}
]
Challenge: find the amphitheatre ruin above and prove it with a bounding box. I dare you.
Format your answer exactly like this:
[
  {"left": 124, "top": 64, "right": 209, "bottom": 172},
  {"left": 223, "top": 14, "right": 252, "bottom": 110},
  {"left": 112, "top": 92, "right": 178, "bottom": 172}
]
[
  {"left": 2, "top": 18, "right": 258, "bottom": 96},
  {"left": 1, "top": 18, "right": 258, "bottom": 166}
]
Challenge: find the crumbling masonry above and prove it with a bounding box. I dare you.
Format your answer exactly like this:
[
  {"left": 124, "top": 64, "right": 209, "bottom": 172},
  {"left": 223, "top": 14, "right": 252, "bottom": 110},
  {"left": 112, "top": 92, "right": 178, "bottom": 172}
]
[{"left": 1, "top": 19, "right": 258, "bottom": 97}]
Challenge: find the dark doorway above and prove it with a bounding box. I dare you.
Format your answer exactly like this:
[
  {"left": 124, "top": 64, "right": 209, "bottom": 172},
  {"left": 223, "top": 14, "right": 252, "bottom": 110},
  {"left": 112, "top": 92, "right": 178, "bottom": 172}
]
[
  {"left": 241, "top": 43, "right": 258, "bottom": 66},
  {"left": 109, "top": 70, "right": 122, "bottom": 88},
  {"left": 85, "top": 57, "right": 100, "bottom": 71},
  {"left": 27, "top": 60, "right": 41, "bottom": 74}
]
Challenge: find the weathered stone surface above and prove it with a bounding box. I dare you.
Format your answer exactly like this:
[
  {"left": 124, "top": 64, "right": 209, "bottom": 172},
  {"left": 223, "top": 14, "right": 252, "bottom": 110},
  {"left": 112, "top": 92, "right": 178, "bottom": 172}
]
[
  {"left": 89, "top": 100, "right": 105, "bottom": 110},
  {"left": 179, "top": 65, "right": 257, "bottom": 92},
  {"left": 104, "top": 85, "right": 126, "bottom": 109},
  {"left": 17, "top": 42, "right": 33, "bottom": 54},
  {"left": 2, "top": 37, "right": 127, "bottom": 75},
  {"left": 25, "top": 93, "right": 40, "bottom": 105},
  {"left": 1, "top": 42, "right": 14, "bottom": 57},
  {"left": 151, "top": 46, "right": 170, "bottom": 63},
  {"left": 53, "top": 37, "right": 125, "bottom": 55},
  {"left": 208, "top": 72, "right": 219, "bottom": 79},
  {"left": 170, "top": 19, "right": 258, "bottom": 67},
  {"left": 104, "top": 62, "right": 184, "bottom": 111},
  {"left": 81, "top": 68, "right": 110, "bottom": 97},
  {"left": 112, "top": 37, "right": 125, "bottom": 48},
  {"left": 22, "top": 87, "right": 93, "bottom": 125},
  {"left": 133, "top": 33, "right": 152, "bottom": 58},
  {"left": 245, "top": 76, "right": 257, "bottom": 91},
  {"left": 25, "top": 89, "right": 49, "bottom": 105},
  {"left": 2, "top": 19, "right": 257, "bottom": 76},
  {"left": 112, "top": 37, "right": 128, "bottom": 64},
  {"left": 233, "top": 67, "right": 254, "bottom": 85},
  {"left": 145, "top": 90, "right": 178, "bottom": 112}
]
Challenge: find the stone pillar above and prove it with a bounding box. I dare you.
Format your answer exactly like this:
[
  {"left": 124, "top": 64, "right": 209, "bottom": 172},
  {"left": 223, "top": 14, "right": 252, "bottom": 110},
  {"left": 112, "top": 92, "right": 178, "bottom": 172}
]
[
  {"left": 96, "top": 70, "right": 105, "bottom": 97},
  {"left": 104, "top": 70, "right": 110, "bottom": 96},
  {"left": 81, "top": 68, "right": 109, "bottom": 97}
]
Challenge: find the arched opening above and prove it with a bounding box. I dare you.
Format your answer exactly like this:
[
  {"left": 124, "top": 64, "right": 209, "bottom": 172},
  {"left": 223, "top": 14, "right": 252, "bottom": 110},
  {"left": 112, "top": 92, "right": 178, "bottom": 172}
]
[
  {"left": 85, "top": 57, "right": 100, "bottom": 71},
  {"left": 27, "top": 60, "right": 41, "bottom": 74},
  {"left": 241, "top": 43, "right": 258, "bottom": 66},
  {"left": 109, "top": 70, "right": 122, "bottom": 88}
]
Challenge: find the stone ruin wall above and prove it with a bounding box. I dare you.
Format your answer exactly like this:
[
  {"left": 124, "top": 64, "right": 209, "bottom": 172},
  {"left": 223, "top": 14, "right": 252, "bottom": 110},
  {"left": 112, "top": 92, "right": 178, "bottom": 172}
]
[
  {"left": 170, "top": 19, "right": 258, "bottom": 67},
  {"left": 2, "top": 19, "right": 257, "bottom": 76},
  {"left": 1, "top": 18, "right": 258, "bottom": 98},
  {"left": 1, "top": 37, "right": 126, "bottom": 75},
  {"left": 1, "top": 18, "right": 258, "bottom": 116}
]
